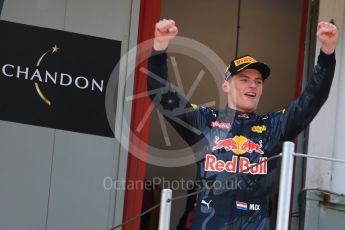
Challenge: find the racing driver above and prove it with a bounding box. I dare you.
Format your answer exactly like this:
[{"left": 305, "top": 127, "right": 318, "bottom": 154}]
[{"left": 147, "top": 19, "right": 338, "bottom": 230}]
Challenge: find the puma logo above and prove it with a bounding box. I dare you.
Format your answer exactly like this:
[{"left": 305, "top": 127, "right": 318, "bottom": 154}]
[{"left": 201, "top": 199, "right": 212, "bottom": 209}]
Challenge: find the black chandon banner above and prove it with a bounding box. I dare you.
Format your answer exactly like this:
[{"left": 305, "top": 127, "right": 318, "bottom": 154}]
[{"left": 0, "top": 20, "right": 121, "bottom": 137}]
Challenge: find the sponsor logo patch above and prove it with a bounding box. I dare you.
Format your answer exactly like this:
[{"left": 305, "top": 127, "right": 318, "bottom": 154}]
[
  {"left": 234, "top": 56, "right": 257, "bottom": 67},
  {"left": 213, "top": 135, "right": 264, "bottom": 155},
  {"left": 238, "top": 113, "right": 249, "bottom": 119},
  {"left": 251, "top": 125, "right": 267, "bottom": 133},
  {"left": 204, "top": 155, "right": 267, "bottom": 175},
  {"left": 210, "top": 121, "right": 231, "bottom": 130}
]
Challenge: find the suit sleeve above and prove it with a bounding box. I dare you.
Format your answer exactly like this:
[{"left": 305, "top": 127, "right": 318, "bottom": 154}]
[
  {"left": 147, "top": 49, "right": 209, "bottom": 145},
  {"left": 275, "top": 50, "right": 336, "bottom": 141}
]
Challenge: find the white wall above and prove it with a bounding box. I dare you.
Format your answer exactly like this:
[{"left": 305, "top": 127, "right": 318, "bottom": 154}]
[{"left": 305, "top": 0, "right": 345, "bottom": 193}]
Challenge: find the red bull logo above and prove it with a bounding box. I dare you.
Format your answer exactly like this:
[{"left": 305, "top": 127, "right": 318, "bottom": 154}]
[
  {"left": 204, "top": 154, "right": 267, "bottom": 175},
  {"left": 212, "top": 135, "right": 264, "bottom": 155}
]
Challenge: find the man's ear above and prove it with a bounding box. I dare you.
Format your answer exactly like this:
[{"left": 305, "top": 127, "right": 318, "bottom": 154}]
[{"left": 222, "top": 79, "right": 230, "bottom": 93}]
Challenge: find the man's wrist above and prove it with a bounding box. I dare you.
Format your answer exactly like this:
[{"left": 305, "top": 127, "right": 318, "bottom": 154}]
[
  {"left": 321, "top": 45, "right": 335, "bottom": 55},
  {"left": 153, "top": 40, "right": 169, "bottom": 51},
  {"left": 318, "top": 48, "right": 336, "bottom": 69}
]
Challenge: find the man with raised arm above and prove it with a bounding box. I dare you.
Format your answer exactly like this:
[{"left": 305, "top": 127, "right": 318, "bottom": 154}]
[{"left": 147, "top": 19, "right": 338, "bottom": 230}]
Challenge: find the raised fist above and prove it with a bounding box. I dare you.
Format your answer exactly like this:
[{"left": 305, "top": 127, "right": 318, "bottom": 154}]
[
  {"left": 153, "top": 19, "right": 178, "bottom": 51},
  {"left": 317, "top": 21, "right": 338, "bottom": 54}
]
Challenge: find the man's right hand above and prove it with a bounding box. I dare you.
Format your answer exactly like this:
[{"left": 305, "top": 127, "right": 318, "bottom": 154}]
[{"left": 154, "top": 19, "right": 178, "bottom": 51}]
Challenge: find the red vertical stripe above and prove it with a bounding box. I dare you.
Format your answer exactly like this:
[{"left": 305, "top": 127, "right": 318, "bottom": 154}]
[
  {"left": 122, "top": 0, "right": 161, "bottom": 230},
  {"left": 294, "top": 0, "right": 309, "bottom": 98}
]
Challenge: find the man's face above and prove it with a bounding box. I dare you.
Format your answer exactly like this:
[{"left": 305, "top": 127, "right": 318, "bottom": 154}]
[{"left": 222, "top": 69, "right": 263, "bottom": 112}]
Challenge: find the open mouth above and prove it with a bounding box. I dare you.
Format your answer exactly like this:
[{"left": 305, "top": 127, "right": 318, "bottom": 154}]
[{"left": 244, "top": 92, "right": 256, "bottom": 98}]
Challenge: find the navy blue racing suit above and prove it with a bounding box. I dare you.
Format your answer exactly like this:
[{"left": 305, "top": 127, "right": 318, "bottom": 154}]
[{"left": 147, "top": 49, "right": 335, "bottom": 230}]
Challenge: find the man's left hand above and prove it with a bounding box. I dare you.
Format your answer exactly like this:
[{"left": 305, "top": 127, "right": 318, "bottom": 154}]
[{"left": 317, "top": 21, "right": 338, "bottom": 54}]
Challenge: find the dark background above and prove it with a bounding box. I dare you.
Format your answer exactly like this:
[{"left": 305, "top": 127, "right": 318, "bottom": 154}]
[{"left": 0, "top": 20, "right": 121, "bottom": 137}]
